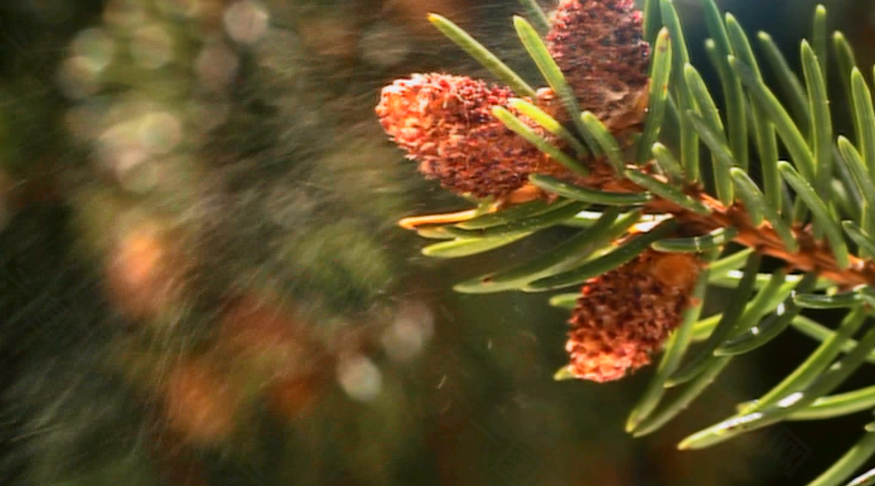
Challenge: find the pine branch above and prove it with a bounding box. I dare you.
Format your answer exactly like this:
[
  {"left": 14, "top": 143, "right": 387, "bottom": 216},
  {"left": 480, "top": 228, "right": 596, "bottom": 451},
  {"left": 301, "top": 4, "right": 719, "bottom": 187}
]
[
  {"left": 581, "top": 168, "right": 875, "bottom": 288},
  {"left": 375, "top": 0, "right": 875, "bottom": 483}
]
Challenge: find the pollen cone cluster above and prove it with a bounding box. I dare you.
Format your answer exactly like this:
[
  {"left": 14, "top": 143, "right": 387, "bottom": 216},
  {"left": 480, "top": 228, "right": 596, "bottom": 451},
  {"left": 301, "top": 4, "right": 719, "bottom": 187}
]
[
  {"left": 376, "top": 0, "right": 650, "bottom": 200},
  {"left": 546, "top": 0, "right": 651, "bottom": 132},
  {"left": 564, "top": 250, "right": 700, "bottom": 383},
  {"left": 376, "top": 73, "right": 561, "bottom": 198}
]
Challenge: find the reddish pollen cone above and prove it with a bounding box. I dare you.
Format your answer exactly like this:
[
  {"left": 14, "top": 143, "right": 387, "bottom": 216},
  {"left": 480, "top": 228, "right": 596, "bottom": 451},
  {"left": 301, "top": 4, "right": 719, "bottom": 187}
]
[
  {"left": 650, "top": 253, "right": 702, "bottom": 289},
  {"left": 546, "top": 0, "right": 651, "bottom": 132},
  {"left": 565, "top": 250, "right": 700, "bottom": 382},
  {"left": 376, "top": 73, "right": 567, "bottom": 198}
]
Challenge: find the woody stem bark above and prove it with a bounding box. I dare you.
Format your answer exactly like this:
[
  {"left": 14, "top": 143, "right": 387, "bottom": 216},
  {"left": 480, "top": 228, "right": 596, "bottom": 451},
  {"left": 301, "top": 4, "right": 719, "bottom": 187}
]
[{"left": 638, "top": 177, "right": 875, "bottom": 288}]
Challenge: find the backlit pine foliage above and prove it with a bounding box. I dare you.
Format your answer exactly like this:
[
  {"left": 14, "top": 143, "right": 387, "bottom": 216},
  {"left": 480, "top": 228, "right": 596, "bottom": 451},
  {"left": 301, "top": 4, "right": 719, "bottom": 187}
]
[{"left": 377, "top": 0, "right": 875, "bottom": 484}]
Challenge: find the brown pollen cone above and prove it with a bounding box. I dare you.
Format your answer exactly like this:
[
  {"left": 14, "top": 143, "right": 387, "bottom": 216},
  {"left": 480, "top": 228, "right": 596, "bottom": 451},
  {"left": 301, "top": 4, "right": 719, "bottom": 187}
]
[
  {"left": 376, "top": 73, "right": 573, "bottom": 198},
  {"left": 564, "top": 250, "right": 700, "bottom": 382},
  {"left": 546, "top": 0, "right": 651, "bottom": 132}
]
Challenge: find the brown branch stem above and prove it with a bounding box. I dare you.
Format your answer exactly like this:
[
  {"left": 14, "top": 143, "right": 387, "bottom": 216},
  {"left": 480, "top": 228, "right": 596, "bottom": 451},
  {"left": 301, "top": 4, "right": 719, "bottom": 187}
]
[
  {"left": 535, "top": 157, "right": 875, "bottom": 287},
  {"left": 630, "top": 178, "right": 875, "bottom": 288}
]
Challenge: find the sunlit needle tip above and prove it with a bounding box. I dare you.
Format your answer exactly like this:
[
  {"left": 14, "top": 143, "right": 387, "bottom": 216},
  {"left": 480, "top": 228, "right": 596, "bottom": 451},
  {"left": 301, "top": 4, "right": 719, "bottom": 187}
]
[{"left": 398, "top": 209, "right": 485, "bottom": 230}]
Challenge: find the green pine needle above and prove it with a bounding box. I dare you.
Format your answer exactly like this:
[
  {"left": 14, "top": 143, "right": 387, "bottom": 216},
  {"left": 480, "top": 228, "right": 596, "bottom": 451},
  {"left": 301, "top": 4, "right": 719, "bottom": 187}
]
[
  {"left": 637, "top": 27, "right": 673, "bottom": 164},
  {"left": 524, "top": 219, "right": 678, "bottom": 291},
  {"left": 529, "top": 174, "right": 652, "bottom": 205},
  {"left": 651, "top": 227, "right": 736, "bottom": 253},
  {"left": 492, "top": 106, "right": 589, "bottom": 176},
  {"left": 428, "top": 14, "right": 537, "bottom": 99},
  {"left": 516, "top": 0, "right": 551, "bottom": 34},
  {"left": 665, "top": 252, "right": 761, "bottom": 387}
]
